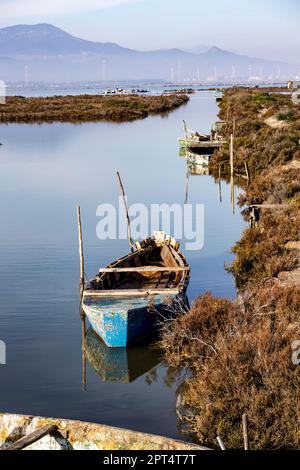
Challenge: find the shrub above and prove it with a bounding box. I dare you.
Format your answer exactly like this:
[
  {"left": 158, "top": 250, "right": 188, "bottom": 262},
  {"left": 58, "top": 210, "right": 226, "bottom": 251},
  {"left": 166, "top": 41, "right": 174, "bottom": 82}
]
[{"left": 160, "top": 286, "right": 300, "bottom": 449}]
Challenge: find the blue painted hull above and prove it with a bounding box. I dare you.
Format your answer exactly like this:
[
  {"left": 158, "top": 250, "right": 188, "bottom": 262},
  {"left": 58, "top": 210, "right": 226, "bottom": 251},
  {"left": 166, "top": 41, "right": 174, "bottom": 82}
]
[{"left": 83, "top": 293, "right": 184, "bottom": 348}]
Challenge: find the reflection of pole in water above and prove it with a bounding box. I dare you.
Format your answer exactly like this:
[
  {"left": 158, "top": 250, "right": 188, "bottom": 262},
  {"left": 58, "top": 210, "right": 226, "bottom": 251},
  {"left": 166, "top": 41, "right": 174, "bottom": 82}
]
[
  {"left": 185, "top": 160, "right": 189, "bottom": 205},
  {"left": 183, "top": 120, "right": 189, "bottom": 204},
  {"left": 230, "top": 134, "right": 234, "bottom": 177},
  {"left": 81, "top": 311, "right": 87, "bottom": 392},
  {"left": 230, "top": 134, "right": 235, "bottom": 213},
  {"left": 230, "top": 175, "right": 235, "bottom": 215},
  {"left": 218, "top": 163, "right": 222, "bottom": 203}
]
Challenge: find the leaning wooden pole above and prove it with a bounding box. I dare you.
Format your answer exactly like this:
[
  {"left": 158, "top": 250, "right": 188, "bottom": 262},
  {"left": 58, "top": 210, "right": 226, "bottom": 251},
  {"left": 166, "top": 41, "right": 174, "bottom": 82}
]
[
  {"left": 216, "top": 435, "right": 226, "bottom": 450},
  {"left": 116, "top": 172, "right": 134, "bottom": 253},
  {"left": 183, "top": 119, "right": 188, "bottom": 141},
  {"left": 77, "top": 206, "right": 85, "bottom": 300}
]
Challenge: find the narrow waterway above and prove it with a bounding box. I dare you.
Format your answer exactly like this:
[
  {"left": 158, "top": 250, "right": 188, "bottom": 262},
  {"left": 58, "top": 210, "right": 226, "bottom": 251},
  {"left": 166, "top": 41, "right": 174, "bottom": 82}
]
[{"left": 0, "top": 92, "right": 245, "bottom": 440}]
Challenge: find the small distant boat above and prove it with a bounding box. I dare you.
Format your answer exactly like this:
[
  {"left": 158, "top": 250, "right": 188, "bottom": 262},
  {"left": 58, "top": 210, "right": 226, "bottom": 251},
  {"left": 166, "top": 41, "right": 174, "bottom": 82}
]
[
  {"left": 178, "top": 134, "right": 225, "bottom": 150},
  {"left": 214, "top": 90, "right": 224, "bottom": 102},
  {"left": 178, "top": 120, "right": 226, "bottom": 150},
  {"left": 178, "top": 133, "right": 211, "bottom": 148},
  {"left": 82, "top": 231, "right": 190, "bottom": 348}
]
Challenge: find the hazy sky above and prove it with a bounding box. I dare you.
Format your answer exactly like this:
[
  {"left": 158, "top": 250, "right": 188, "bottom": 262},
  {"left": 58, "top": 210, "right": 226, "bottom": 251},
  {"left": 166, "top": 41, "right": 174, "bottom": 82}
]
[{"left": 1, "top": 0, "right": 299, "bottom": 63}]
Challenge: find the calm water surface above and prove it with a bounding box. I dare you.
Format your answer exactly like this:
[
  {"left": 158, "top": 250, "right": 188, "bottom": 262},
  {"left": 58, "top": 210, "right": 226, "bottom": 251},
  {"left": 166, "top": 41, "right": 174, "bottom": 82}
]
[{"left": 0, "top": 93, "right": 245, "bottom": 440}]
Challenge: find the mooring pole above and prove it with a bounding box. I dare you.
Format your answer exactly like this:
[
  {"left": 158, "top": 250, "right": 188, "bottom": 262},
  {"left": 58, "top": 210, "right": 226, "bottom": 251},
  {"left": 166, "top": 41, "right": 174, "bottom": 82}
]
[
  {"left": 244, "top": 161, "right": 250, "bottom": 185},
  {"left": 183, "top": 119, "right": 188, "bottom": 141},
  {"left": 77, "top": 206, "right": 85, "bottom": 300},
  {"left": 242, "top": 413, "right": 249, "bottom": 450},
  {"left": 216, "top": 435, "right": 226, "bottom": 450},
  {"left": 116, "top": 172, "right": 134, "bottom": 253}
]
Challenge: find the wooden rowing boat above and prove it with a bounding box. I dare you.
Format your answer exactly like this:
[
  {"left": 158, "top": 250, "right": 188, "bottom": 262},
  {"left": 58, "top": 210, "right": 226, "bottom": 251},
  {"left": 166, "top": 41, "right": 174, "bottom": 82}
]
[
  {"left": 178, "top": 137, "right": 225, "bottom": 150},
  {"left": 178, "top": 134, "right": 210, "bottom": 148},
  {"left": 0, "top": 413, "right": 207, "bottom": 450},
  {"left": 82, "top": 231, "right": 190, "bottom": 348}
]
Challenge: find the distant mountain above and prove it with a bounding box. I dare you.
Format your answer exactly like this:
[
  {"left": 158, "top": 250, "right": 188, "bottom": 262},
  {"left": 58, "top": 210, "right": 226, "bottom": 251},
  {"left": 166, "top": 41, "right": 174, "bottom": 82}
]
[
  {"left": 184, "top": 44, "right": 210, "bottom": 54},
  {"left": 0, "top": 24, "right": 296, "bottom": 82},
  {"left": 0, "top": 23, "right": 131, "bottom": 57}
]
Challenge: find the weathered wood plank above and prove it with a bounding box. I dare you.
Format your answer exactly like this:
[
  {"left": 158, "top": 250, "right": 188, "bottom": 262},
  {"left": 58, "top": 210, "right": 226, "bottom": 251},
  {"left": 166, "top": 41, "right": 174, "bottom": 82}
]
[
  {"left": 99, "top": 266, "right": 189, "bottom": 274},
  {"left": 83, "top": 288, "right": 180, "bottom": 298},
  {"left": 6, "top": 424, "right": 58, "bottom": 451},
  {"left": 249, "top": 204, "right": 288, "bottom": 209}
]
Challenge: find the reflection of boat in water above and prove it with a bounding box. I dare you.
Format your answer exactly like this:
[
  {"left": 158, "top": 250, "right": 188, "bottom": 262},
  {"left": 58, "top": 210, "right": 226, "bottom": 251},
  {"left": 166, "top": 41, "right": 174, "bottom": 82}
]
[
  {"left": 180, "top": 147, "right": 210, "bottom": 176},
  {"left": 187, "top": 153, "right": 209, "bottom": 176},
  {"left": 214, "top": 90, "right": 224, "bottom": 102},
  {"left": 85, "top": 328, "right": 161, "bottom": 383}
]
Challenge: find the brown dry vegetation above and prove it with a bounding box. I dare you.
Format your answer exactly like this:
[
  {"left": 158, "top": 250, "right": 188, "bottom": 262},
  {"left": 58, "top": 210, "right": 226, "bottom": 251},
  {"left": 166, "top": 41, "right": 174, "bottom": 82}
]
[
  {"left": 160, "top": 87, "right": 300, "bottom": 449},
  {"left": 230, "top": 167, "right": 300, "bottom": 287},
  {"left": 0, "top": 93, "right": 189, "bottom": 123},
  {"left": 210, "top": 88, "right": 300, "bottom": 177},
  {"left": 160, "top": 288, "right": 300, "bottom": 449}
]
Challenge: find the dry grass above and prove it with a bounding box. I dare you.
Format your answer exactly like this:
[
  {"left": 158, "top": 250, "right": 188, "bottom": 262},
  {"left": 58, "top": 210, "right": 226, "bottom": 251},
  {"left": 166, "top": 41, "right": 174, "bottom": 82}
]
[
  {"left": 229, "top": 167, "right": 300, "bottom": 287},
  {"left": 160, "top": 87, "right": 300, "bottom": 449},
  {"left": 0, "top": 94, "right": 189, "bottom": 123},
  {"left": 160, "top": 287, "right": 300, "bottom": 449},
  {"left": 210, "top": 88, "right": 300, "bottom": 177}
]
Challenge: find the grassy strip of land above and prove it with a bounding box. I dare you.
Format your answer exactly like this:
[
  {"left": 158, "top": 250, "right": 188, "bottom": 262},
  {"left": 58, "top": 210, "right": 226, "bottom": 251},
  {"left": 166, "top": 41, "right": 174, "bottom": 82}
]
[
  {"left": 160, "top": 88, "right": 300, "bottom": 449},
  {"left": 210, "top": 87, "right": 300, "bottom": 177},
  {"left": 0, "top": 93, "right": 189, "bottom": 123}
]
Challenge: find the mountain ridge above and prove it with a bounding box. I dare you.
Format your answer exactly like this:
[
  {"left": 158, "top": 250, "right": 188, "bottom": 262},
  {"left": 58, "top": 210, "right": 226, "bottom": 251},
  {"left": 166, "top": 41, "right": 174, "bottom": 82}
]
[{"left": 0, "top": 23, "right": 295, "bottom": 82}]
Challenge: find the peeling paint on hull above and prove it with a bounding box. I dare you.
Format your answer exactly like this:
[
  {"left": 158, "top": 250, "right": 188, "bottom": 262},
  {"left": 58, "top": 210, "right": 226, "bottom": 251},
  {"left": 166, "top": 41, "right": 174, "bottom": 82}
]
[{"left": 83, "top": 294, "right": 182, "bottom": 348}]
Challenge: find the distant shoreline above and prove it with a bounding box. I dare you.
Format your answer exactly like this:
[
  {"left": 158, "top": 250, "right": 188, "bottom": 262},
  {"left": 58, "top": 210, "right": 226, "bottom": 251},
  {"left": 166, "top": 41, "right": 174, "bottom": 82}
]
[{"left": 0, "top": 94, "right": 189, "bottom": 124}]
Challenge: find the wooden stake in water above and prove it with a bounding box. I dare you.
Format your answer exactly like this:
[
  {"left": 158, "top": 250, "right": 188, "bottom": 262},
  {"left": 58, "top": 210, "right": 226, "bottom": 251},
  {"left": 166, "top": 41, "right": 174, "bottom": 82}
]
[
  {"left": 242, "top": 413, "right": 249, "bottom": 450},
  {"left": 244, "top": 161, "right": 250, "bottom": 185},
  {"left": 216, "top": 435, "right": 226, "bottom": 450},
  {"left": 117, "top": 171, "right": 134, "bottom": 253},
  {"left": 77, "top": 206, "right": 85, "bottom": 300}
]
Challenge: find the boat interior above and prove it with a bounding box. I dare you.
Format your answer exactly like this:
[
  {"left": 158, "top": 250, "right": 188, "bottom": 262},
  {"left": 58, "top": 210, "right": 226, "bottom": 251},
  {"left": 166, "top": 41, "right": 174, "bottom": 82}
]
[{"left": 89, "top": 242, "right": 189, "bottom": 292}]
